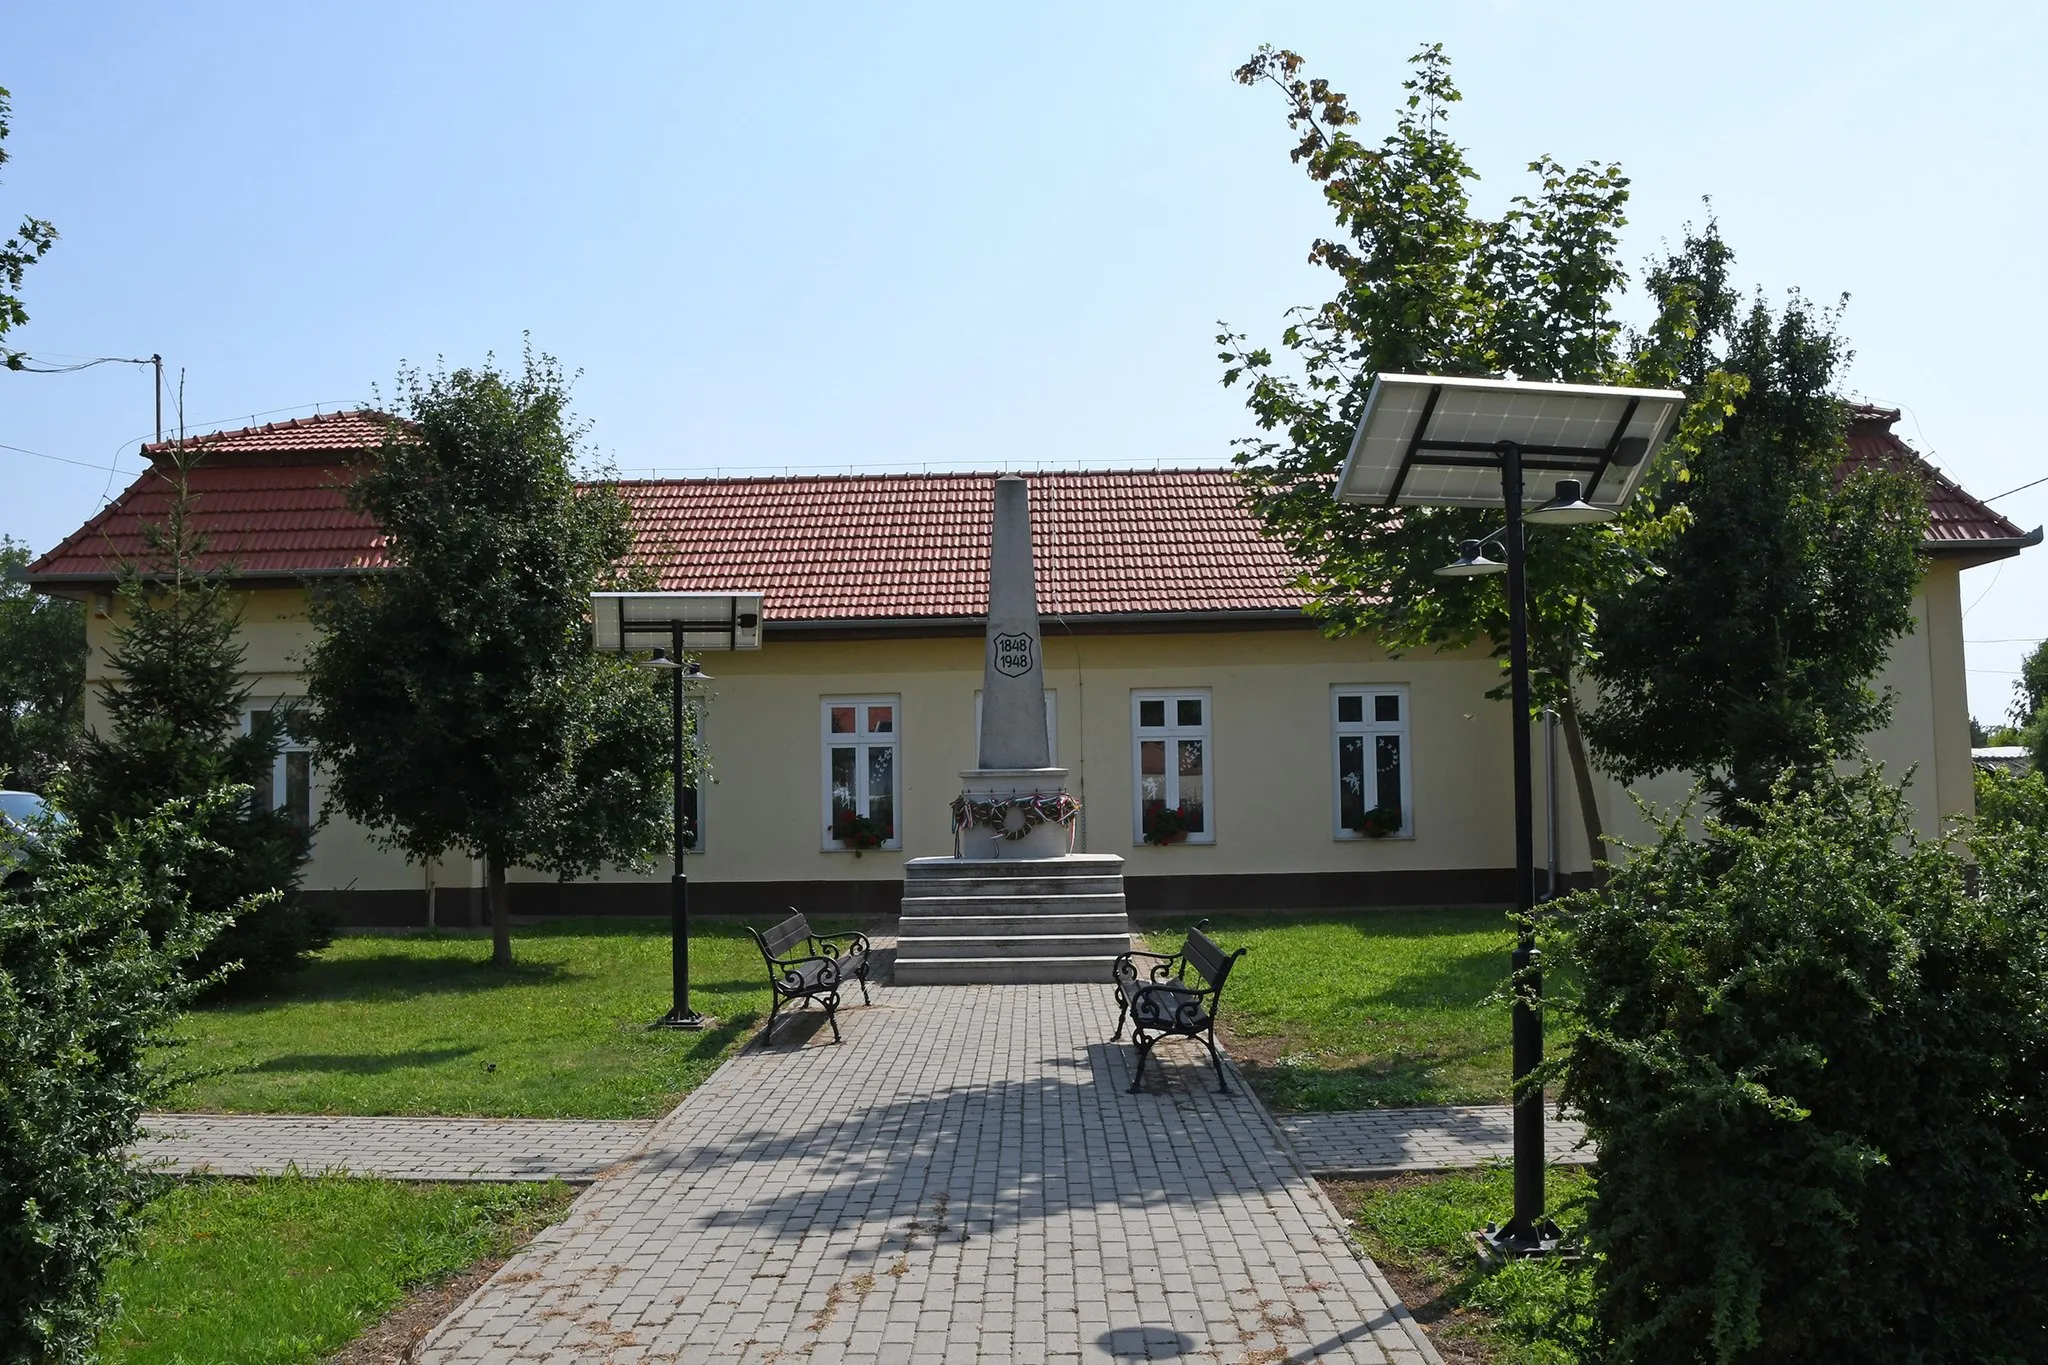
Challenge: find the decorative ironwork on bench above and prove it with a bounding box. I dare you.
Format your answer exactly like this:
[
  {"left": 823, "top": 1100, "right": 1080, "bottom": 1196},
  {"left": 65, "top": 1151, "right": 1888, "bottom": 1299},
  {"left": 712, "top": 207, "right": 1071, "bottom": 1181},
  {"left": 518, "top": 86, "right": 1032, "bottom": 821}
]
[
  {"left": 747, "top": 910, "right": 872, "bottom": 1044},
  {"left": 1110, "top": 920, "right": 1247, "bottom": 1094}
]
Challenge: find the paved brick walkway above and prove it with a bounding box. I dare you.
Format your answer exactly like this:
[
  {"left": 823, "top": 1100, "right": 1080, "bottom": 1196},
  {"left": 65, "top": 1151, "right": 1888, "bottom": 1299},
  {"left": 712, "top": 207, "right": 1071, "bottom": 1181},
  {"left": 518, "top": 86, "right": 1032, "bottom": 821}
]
[
  {"left": 135, "top": 1114, "right": 655, "bottom": 1182},
  {"left": 417, "top": 985, "right": 1438, "bottom": 1364},
  {"left": 1278, "top": 1107, "right": 1593, "bottom": 1178}
]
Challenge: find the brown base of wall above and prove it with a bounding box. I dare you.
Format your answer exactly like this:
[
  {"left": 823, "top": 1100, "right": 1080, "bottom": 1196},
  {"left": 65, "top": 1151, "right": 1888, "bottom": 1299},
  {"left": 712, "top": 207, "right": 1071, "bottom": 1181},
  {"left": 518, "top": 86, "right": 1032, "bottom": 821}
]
[
  {"left": 304, "top": 868, "right": 1528, "bottom": 929},
  {"left": 1124, "top": 869, "right": 1517, "bottom": 912}
]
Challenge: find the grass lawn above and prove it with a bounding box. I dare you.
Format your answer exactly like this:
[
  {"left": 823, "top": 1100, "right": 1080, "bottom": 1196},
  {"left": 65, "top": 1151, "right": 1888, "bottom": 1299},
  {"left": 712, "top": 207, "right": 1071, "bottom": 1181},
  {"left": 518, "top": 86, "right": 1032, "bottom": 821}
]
[
  {"left": 102, "top": 1174, "right": 571, "bottom": 1365},
  {"left": 1325, "top": 1166, "right": 1596, "bottom": 1365},
  {"left": 1137, "top": 908, "right": 1546, "bottom": 1110},
  {"left": 163, "top": 919, "right": 805, "bottom": 1118}
]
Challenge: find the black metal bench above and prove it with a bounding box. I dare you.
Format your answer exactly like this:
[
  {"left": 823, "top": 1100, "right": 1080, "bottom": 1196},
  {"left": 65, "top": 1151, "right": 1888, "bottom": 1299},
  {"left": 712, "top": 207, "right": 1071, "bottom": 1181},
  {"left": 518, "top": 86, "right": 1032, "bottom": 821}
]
[
  {"left": 1110, "top": 921, "right": 1247, "bottom": 1093},
  {"left": 748, "top": 910, "right": 872, "bottom": 1044}
]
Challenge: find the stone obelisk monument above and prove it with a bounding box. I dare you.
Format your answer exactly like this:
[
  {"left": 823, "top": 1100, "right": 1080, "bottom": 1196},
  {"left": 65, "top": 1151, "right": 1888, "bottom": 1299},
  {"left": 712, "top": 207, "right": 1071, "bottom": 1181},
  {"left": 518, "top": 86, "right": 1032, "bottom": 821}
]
[
  {"left": 958, "top": 474, "right": 1072, "bottom": 857},
  {"left": 895, "top": 473, "right": 1128, "bottom": 983}
]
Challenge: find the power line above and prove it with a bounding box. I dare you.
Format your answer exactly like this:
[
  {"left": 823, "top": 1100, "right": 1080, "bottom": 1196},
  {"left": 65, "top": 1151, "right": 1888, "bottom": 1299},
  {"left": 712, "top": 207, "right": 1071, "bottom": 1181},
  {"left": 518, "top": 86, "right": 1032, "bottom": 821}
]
[
  {"left": 0, "top": 440, "right": 136, "bottom": 474},
  {"left": 1984, "top": 474, "right": 2048, "bottom": 503},
  {"left": 7, "top": 353, "right": 154, "bottom": 375},
  {"left": 129, "top": 398, "right": 366, "bottom": 445}
]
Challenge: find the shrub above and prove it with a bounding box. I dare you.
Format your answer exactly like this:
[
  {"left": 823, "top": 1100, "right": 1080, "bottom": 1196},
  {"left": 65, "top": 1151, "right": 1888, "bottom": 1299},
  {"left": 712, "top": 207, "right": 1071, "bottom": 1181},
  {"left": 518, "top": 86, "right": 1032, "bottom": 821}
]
[
  {"left": 1540, "top": 768, "right": 2048, "bottom": 1363},
  {"left": 1975, "top": 763, "right": 2048, "bottom": 839},
  {"left": 0, "top": 796, "right": 236, "bottom": 1362}
]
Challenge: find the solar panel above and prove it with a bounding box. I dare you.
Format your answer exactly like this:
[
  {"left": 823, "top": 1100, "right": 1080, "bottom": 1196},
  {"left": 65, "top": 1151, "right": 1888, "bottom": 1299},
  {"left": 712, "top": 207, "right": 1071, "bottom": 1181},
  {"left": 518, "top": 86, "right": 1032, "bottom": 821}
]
[
  {"left": 1336, "top": 373, "right": 1686, "bottom": 509},
  {"left": 590, "top": 592, "right": 765, "bottom": 652}
]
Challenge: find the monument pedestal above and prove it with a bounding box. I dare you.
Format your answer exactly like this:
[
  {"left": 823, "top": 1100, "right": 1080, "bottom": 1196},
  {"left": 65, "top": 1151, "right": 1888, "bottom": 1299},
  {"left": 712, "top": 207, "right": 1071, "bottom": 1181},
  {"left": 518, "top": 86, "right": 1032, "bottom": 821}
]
[
  {"left": 954, "top": 767, "right": 1074, "bottom": 860},
  {"left": 894, "top": 853, "right": 1128, "bottom": 985}
]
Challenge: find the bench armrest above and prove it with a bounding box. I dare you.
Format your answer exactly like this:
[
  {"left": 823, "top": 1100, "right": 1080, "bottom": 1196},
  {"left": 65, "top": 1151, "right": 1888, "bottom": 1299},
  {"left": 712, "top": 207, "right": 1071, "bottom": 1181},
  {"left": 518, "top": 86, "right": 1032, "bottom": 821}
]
[
  {"left": 767, "top": 953, "right": 842, "bottom": 991},
  {"left": 1113, "top": 949, "right": 1183, "bottom": 985},
  {"left": 811, "top": 930, "right": 871, "bottom": 958}
]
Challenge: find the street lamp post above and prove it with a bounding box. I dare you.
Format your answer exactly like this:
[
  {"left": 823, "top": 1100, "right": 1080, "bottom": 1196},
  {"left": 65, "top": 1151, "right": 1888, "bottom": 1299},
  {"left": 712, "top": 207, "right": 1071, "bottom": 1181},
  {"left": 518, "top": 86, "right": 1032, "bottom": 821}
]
[
  {"left": 643, "top": 636, "right": 710, "bottom": 1030},
  {"left": 589, "top": 590, "right": 765, "bottom": 1034},
  {"left": 1334, "top": 375, "right": 1685, "bottom": 1256},
  {"left": 1499, "top": 441, "right": 1544, "bottom": 1239}
]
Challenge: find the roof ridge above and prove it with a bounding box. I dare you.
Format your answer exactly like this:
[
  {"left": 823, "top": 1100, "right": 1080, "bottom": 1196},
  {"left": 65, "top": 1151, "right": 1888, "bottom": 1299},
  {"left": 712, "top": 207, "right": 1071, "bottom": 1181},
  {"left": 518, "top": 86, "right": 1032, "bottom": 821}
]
[
  {"left": 140, "top": 408, "right": 397, "bottom": 456},
  {"left": 608, "top": 466, "right": 1242, "bottom": 487}
]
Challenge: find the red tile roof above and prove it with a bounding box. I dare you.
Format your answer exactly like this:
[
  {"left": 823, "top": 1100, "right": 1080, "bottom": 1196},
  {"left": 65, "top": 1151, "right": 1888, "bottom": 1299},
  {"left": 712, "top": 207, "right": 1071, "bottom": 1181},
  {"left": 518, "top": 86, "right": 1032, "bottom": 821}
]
[
  {"left": 615, "top": 471, "right": 1304, "bottom": 620},
  {"left": 31, "top": 411, "right": 388, "bottom": 581},
  {"left": 29, "top": 405, "right": 2035, "bottom": 621},
  {"left": 1842, "top": 406, "right": 2034, "bottom": 562},
  {"left": 139, "top": 409, "right": 396, "bottom": 462}
]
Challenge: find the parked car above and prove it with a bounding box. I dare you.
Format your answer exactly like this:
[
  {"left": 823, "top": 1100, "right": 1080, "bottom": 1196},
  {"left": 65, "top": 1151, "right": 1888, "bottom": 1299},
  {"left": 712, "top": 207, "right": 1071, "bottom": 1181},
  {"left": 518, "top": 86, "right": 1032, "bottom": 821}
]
[{"left": 0, "top": 790, "right": 64, "bottom": 881}]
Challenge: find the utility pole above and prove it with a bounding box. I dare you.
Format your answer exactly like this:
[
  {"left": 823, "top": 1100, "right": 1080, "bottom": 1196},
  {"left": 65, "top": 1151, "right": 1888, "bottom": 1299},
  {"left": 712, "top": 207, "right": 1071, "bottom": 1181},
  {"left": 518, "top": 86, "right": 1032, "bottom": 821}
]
[{"left": 152, "top": 354, "right": 162, "bottom": 444}]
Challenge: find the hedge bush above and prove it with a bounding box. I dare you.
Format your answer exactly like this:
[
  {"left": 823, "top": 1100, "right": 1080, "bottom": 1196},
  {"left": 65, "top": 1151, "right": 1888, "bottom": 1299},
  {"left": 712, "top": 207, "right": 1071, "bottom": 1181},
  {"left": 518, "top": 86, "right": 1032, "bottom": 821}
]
[
  {"left": 1541, "top": 769, "right": 2047, "bottom": 1364},
  {"left": 0, "top": 798, "right": 236, "bottom": 1363}
]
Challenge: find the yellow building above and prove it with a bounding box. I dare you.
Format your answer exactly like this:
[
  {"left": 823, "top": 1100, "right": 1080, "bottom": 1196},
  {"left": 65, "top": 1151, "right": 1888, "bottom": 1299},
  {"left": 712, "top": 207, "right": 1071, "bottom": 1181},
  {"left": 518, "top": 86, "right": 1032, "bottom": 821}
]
[{"left": 29, "top": 408, "right": 2037, "bottom": 924}]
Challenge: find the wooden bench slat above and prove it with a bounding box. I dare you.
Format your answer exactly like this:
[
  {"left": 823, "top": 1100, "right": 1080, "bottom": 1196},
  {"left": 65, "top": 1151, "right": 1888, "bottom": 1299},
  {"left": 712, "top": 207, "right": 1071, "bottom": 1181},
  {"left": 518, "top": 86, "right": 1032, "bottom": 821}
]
[
  {"left": 1183, "top": 931, "right": 1227, "bottom": 987},
  {"left": 761, "top": 915, "right": 810, "bottom": 960}
]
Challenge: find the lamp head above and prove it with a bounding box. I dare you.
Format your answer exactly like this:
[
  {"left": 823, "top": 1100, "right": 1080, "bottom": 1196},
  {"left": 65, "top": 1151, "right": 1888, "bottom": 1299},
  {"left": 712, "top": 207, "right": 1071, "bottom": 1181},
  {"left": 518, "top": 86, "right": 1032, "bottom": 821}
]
[
  {"left": 1434, "top": 539, "right": 1507, "bottom": 577},
  {"left": 1524, "top": 478, "right": 1615, "bottom": 526}
]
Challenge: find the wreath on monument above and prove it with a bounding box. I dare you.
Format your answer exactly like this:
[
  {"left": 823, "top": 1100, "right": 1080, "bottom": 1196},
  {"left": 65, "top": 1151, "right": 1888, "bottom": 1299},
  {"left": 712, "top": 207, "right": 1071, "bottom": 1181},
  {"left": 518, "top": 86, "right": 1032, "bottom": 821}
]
[{"left": 950, "top": 792, "right": 1082, "bottom": 842}]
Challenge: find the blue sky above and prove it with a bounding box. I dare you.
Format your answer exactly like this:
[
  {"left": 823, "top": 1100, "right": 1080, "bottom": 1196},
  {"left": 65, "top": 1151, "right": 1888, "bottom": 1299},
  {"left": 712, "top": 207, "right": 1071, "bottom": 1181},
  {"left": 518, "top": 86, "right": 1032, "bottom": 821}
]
[{"left": 5, "top": 1, "right": 2043, "bottom": 722}]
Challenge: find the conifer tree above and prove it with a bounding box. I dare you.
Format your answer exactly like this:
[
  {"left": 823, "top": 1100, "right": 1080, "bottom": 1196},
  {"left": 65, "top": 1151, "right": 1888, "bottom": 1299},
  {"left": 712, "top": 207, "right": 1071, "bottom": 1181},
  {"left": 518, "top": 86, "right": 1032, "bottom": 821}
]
[{"left": 63, "top": 452, "right": 324, "bottom": 985}]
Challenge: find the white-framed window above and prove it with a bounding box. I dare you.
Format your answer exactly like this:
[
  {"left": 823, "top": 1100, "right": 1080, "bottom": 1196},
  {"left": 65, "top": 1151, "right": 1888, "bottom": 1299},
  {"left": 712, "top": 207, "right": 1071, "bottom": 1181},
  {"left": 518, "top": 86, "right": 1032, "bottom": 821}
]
[
  {"left": 973, "top": 690, "right": 1057, "bottom": 763},
  {"left": 1132, "top": 690, "right": 1213, "bottom": 844},
  {"left": 245, "top": 702, "right": 312, "bottom": 834},
  {"left": 822, "top": 696, "right": 901, "bottom": 851},
  {"left": 1333, "top": 686, "right": 1411, "bottom": 838}
]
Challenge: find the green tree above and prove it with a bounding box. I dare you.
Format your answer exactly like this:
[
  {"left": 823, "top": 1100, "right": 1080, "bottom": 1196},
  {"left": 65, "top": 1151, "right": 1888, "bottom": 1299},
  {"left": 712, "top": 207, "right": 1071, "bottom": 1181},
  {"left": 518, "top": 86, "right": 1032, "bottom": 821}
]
[
  {"left": 301, "top": 350, "right": 673, "bottom": 968},
  {"left": 0, "top": 794, "right": 237, "bottom": 1363},
  {"left": 1219, "top": 44, "right": 1713, "bottom": 866},
  {"left": 62, "top": 455, "right": 325, "bottom": 986},
  {"left": 2009, "top": 638, "right": 2048, "bottom": 770},
  {"left": 1584, "top": 228, "right": 1928, "bottom": 817},
  {"left": 0, "top": 538, "right": 84, "bottom": 791},
  {"left": 1541, "top": 768, "right": 2047, "bottom": 1362},
  {"left": 0, "top": 85, "right": 59, "bottom": 369}
]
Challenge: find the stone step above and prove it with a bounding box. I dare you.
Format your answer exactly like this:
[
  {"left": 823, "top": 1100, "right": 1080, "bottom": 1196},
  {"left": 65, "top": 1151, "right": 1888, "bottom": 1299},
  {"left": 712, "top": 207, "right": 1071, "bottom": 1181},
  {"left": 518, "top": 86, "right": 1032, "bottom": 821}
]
[
  {"left": 896, "top": 893, "right": 1126, "bottom": 918},
  {"left": 893, "top": 932, "right": 1130, "bottom": 960},
  {"left": 897, "top": 912, "right": 1132, "bottom": 937},
  {"left": 901, "top": 876, "right": 1126, "bottom": 899},
  {"left": 903, "top": 855, "right": 1123, "bottom": 882},
  {"left": 890, "top": 956, "right": 1121, "bottom": 986}
]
